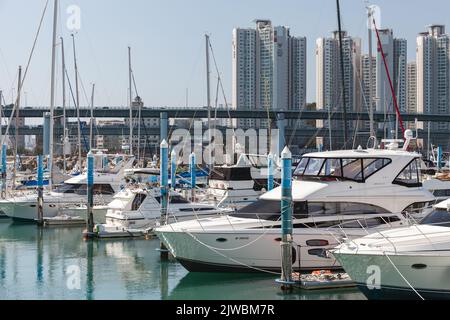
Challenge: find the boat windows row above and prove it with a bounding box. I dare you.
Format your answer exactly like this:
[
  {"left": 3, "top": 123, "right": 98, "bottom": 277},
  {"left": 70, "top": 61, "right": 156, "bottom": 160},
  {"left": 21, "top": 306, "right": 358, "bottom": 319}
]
[
  {"left": 294, "top": 157, "right": 392, "bottom": 182},
  {"left": 234, "top": 199, "right": 391, "bottom": 220},
  {"left": 294, "top": 157, "right": 423, "bottom": 187}
]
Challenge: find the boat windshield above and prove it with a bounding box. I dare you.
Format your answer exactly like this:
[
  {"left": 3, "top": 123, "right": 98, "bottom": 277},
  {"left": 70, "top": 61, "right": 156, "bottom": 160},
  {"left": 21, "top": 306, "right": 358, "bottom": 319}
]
[
  {"left": 420, "top": 209, "right": 450, "bottom": 228},
  {"left": 294, "top": 157, "right": 392, "bottom": 182}
]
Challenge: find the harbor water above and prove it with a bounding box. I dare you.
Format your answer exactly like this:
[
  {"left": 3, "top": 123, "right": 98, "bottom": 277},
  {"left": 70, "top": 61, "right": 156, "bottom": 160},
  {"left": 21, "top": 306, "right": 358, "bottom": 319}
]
[{"left": 0, "top": 220, "right": 365, "bottom": 300}]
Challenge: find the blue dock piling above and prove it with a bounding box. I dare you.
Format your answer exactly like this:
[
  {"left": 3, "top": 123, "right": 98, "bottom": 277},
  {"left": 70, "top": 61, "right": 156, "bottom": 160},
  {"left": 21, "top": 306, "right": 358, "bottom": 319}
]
[
  {"left": 190, "top": 152, "right": 196, "bottom": 202},
  {"left": 37, "top": 155, "right": 44, "bottom": 226},
  {"left": 279, "top": 147, "right": 293, "bottom": 291},
  {"left": 84, "top": 152, "right": 95, "bottom": 238},
  {"left": 171, "top": 150, "right": 177, "bottom": 190},
  {"left": 160, "top": 140, "right": 169, "bottom": 259},
  {"left": 437, "top": 146, "right": 443, "bottom": 171},
  {"left": 267, "top": 153, "right": 274, "bottom": 192},
  {"left": 1, "top": 145, "right": 6, "bottom": 199}
]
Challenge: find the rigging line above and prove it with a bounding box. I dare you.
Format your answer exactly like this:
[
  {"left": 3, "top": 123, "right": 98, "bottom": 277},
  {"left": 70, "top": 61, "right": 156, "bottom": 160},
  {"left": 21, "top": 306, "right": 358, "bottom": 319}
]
[
  {"left": 351, "top": 56, "right": 369, "bottom": 149},
  {"left": 2, "top": 0, "right": 50, "bottom": 146},
  {"left": 383, "top": 252, "right": 425, "bottom": 300},
  {"left": 208, "top": 41, "right": 231, "bottom": 121},
  {"left": 372, "top": 17, "right": 406, "bottom": 138},
  {"left": 131, "top": 70, "right": 140, "bottom": 98}
]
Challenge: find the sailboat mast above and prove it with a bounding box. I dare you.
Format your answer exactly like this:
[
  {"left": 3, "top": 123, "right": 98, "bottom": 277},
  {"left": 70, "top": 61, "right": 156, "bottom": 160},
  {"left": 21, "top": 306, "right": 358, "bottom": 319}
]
[
  {"left": 205, "top": 34, "right": 212, "bottom": 147},
  {"left": 137, "top": 97, "right": 142, "bottom": 165},
  {"left": 90, "top": 83, "right": 95, "bottom": 151},
  {"left": 367, "top": 5, "right": 375, "bottom": 140},
  {"left": 13, "top": 66, "right": 22, "bottom": 190},
  {"left": 128, "top": 47, "right": 133, "bottom": 156},
  {"left": 336, "top": 0, "right": 349, "bottom": 149},
  {"left": 72, "top": 34, "right": 82, "bottom": 172},
  {"left": 49, "top": 0, "right": 58, "bottom": 188},
  {"left": 61, "top": 36, "right": 67, "bottom": 173}
]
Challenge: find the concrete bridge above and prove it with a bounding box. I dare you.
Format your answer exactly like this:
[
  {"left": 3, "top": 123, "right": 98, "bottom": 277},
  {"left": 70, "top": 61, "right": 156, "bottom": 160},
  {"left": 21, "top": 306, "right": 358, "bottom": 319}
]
[{"left": 2, "top": 105, "right": 450, "bottom": 122}]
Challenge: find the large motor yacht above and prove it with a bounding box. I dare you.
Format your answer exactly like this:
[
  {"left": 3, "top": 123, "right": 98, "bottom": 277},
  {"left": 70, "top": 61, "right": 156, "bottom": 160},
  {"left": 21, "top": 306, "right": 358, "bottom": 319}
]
[{"left": 155, "top": 144, "right": 436, "bottom": 273}]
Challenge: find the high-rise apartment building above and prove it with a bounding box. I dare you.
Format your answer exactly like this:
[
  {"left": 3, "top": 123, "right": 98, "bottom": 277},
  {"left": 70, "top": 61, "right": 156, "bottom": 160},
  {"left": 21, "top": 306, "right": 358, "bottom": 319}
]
[
  {"left": 394, "top": 38, "right": 408, "bottom": 112},
  {"left": 232, "top": 27, "right": 257, "bottom": 128},
  {"left": 417, "top": 25, "right": 450, "bottom": 130},
  {"left": 232, "top": 20, "right": 307, "bottom": 129},
  {"left": 406, "top": 62, "right": 418, "bottom": 129},
  {"left": 316, "top": 31, "right": 361, "bottom": 130}
]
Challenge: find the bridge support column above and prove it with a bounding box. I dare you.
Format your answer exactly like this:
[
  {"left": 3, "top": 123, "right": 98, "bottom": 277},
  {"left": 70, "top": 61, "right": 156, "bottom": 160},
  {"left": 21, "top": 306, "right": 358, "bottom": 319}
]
[
  {"left": 43, "top": 113, "right": 51, "bottom": 156},
  {"left": 277, "top": 113, "right": 286, "bottom": 158},
  {"left": 160, "top": 112, "right": 168, "bottom": 145}
]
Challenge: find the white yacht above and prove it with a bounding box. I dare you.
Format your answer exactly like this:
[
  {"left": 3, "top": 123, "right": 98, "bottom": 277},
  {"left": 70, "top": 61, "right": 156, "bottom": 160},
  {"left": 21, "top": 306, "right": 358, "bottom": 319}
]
[
  {"left": 155, "top": 146, "right": 436, "bottom": 273},
  {"left": 95, "top": 187, "right": 227, "bottom": 238},
  {"left": 0, "top": 154, "right": 134, "bottom": 223},
  {"left": 333, "top": 199, "right": 450, "bottom": 300}
]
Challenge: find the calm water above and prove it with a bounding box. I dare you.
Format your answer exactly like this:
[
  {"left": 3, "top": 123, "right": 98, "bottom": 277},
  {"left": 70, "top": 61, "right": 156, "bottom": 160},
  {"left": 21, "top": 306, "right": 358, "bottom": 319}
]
[{"left": 0, "top": 220, "right": 365, "bottom": 300}]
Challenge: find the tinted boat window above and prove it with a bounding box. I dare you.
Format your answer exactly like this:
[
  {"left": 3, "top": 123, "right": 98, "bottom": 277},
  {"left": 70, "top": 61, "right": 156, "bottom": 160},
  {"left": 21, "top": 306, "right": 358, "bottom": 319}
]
[
  {"left": 394, "top": 159, "right": 422, "bottom": 187},
  {"left": 307, "top": 202, "right": 388, "bottom": 217},
  {"left": 210, "top": 167, "right": 252, "bottom": 181},
  {"left": 233, "top": 201, "right": 389, "bottom": 221},
  {"left": 421, "top": 209, "right": 450, "bottom": 227},
  {"left": 304, "top": 158, "right": 325, "bottom": 176},
  {"left": 238, "top": 199, "right": 281, "bottom": 215},
  {"left": 363, "top": 158, "right": 391, "bottom": 179},
  {"left": 154, "top": 195, "right": 190, "bottom": 204},
  {"left": 131, "top": 194, "right": 147, "bottom": 211},
  {"left": 319, "top": 159, "right": 342, "bottom": 178},
  {"left": 93, "top": 184, "right": 115, "bottom": 195},
  {"left": 342, "top": 159, "right": 362, "bottom": 181},
  {"left": 294, "top": 158, "right": 309, "bottom": 176}
]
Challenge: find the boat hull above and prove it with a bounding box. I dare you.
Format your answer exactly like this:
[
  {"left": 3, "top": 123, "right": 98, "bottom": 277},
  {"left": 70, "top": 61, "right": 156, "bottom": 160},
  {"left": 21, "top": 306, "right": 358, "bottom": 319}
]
[
  {"left": 156, "top": 228, "right": 372, "bottom": 272},
  {"left": 333, "top": 251, "right": 450, "bottom": 300},
  {"left": 2, "top": 200, "right": 108, "bottom": 224}
]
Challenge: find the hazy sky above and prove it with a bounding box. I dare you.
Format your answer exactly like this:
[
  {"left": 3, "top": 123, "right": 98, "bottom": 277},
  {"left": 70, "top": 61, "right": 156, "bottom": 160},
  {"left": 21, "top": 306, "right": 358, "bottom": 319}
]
[{"left": 0, "top": 0, "right": 448, "bottom": 108}]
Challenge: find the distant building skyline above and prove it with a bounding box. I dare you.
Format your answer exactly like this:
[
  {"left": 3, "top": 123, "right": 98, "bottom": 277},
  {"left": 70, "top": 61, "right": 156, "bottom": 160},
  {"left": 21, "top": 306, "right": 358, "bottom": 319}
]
[
  {"left": 417, "top": 24, "right": 450, "bottom": 130},
  {"left": 315, "top": 30, "right": 361, "bottom": 131},
  {"left": 232, "top": 20, "right": 307, "bottom": 129}
]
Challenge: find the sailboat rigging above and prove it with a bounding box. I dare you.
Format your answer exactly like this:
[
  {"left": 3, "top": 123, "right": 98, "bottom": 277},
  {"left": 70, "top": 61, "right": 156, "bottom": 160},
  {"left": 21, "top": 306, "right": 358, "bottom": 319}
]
[{"left": 371, "top": 16, "right": 406, "bottom": 139}]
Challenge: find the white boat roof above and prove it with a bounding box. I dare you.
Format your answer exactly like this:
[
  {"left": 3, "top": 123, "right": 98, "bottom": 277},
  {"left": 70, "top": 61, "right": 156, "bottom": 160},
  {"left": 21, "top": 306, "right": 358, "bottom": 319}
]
[
  {"left": 435, "top": 199, "right": 450, "bottom": 210},
  {"left": 125, "top": 168, "right": 160, "bottom": 176},
  {"left": 303, "top": 148, "right": 421, "bottom": 159}
]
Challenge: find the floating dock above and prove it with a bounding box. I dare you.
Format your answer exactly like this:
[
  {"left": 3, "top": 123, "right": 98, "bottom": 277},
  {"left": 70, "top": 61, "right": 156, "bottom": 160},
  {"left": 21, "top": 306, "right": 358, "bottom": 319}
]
[
  {"left": 277, "top": 271, "right": 356, "bottom": 291},
  {"left": 43, "top": 216, "right": 86, "bottom": 227},
  {"left": 292, "top": 271, "right": 356, "bottom": 290}
]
